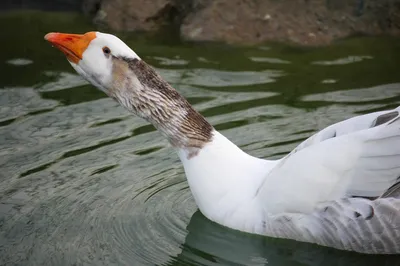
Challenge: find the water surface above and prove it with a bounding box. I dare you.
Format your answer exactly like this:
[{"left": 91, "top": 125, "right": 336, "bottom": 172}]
[{"left": 1, "top": 11, "right": 400, "bottom": 266}]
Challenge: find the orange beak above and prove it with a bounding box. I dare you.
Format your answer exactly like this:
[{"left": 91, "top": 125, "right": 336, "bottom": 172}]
[{"left": 44, "top": 32, "right": 96, "bottom": 64}]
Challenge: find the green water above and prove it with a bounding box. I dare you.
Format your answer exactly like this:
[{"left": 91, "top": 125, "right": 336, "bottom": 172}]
[{"left": 1, "top": 11, "right": 400, "bottom": 266}]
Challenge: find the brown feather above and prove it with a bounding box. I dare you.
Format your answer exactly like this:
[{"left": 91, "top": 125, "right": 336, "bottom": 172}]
[{"left": 109, "top": 56, "right": 213, "bottom": 151}]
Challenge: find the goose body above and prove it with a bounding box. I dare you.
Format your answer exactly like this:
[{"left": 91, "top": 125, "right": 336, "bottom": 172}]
[{"left": 45, "top": 31, "right": 400, "bottom": 254}]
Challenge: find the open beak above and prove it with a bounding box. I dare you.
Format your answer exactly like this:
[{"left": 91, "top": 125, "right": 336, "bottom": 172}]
[{"left": 44, "top": 32, "right": 96, "bottom": 64}]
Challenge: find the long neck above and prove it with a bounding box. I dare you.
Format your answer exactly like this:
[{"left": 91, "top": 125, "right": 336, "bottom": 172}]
[
  {"left": 110, "top": 57, "right": 213, "bottom": 151},
  {"left": 110, "top": 57, "right": 275, "bottom": 231}
]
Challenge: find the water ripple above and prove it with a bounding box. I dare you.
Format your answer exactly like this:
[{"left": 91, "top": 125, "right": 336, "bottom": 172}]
[
  {"left": 6, "top": 58, "right": 33, "bottom": 66},
  {"left": 0, "top": 87, "right": 58, "bottom": 124},
  {"left": 250, "top": 57, "right": 291, "bottom": 64},
  {"left": 302, "top": 83, "right": 400, "bottom": 103},
  {"left": 311, "top": 55, "right": 373, "bottom": 65}
]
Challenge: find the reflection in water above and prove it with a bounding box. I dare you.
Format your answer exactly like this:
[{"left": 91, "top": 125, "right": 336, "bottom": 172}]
[
  {"left": 168, "top": 211, "right": 400, "bottom": 266},
  {"left": 311, "top": 55, "right": 373, "bottom": 65},
  {"left": 6, "top": 58, "right": 33, "bottom": 66},
  {"left": 321, "top": 79, "right": 337, "bottom": 84},
  {"left": 1, "top": 11, "right": 400, "bottom": 266},
  {"left": 153, "top": 56, "right": 189, "bottom": 66},
  {"left": 37, "top": 71, "right": 87, "bottom": 92},
  {"left": 250, "top": 57, "right": 291, "bottom": 64},
  {"left": 301, "top": 83, "right": 400, "bottom": 103}
]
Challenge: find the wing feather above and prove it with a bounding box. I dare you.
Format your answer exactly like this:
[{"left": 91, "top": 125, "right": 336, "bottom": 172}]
[
  {"left": 258, "top": 107, "right": 400, "bottom": 214},
  {"left": 263, "top": 198, "right": 400, "bottom": 254}
]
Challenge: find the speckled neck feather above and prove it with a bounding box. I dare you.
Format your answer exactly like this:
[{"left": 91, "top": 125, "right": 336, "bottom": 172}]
[{"left": 108, "top": 57, "right": 213, "bottom": 150}]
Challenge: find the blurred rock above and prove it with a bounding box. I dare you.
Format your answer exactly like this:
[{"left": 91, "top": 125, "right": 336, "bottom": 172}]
[
  {"left": 82, "top": 0, "right": 102, "bottom": 16},
  {"left": 179, "top": 0, "right": 400, "bottom": 45},
  {"left": 84, "top": 0, "right": 400, "bottom": 45},
  {"left": 88, "top": 0, "right": 180, "bottom": 31}
]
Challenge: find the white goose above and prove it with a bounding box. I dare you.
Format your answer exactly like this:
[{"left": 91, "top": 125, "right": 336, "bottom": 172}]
[{"left": 45, "top": 31, "right": 400, "bottom": 254}]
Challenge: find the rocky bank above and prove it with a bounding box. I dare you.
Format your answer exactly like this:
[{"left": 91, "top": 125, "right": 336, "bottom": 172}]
[
  {"left": 3, "top": 0, "right": 399, "bottom": 45},
  {"left": 82, "top": 0, "right": 400, "bottom": 46}
]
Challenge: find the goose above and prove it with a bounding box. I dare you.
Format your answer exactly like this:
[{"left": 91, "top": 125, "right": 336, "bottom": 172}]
[{"left": 44, "top": 31, "right": 400, "bottom": 254}]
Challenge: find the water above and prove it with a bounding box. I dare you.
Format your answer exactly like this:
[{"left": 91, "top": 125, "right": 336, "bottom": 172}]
[{"left": 1, "top": 11, "right": 400, "bottom": 266}]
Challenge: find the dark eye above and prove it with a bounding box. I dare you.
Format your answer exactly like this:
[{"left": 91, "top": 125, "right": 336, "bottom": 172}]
[{"left": 102, "top": 46, "right": 111, "bottom": 55}]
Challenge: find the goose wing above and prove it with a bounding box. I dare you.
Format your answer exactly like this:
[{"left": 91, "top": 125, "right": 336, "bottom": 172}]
[
  {"left": 264, "top": 197, "right": 400, "bottom": 254},
  {"left": 258, "top": 107, "right": 400, "bottom": 214},
  {"left": 292, "top": 108, "right": 400, "bottom": 153}
]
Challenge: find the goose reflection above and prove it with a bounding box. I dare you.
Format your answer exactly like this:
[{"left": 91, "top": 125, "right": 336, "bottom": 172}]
[{"left": 166, "top": 211, "right": 400, "bottom": 266}]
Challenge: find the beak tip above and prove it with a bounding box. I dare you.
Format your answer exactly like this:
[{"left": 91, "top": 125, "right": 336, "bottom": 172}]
[{"left": 44, "top": 32, "right": 56, "bottom": 42}]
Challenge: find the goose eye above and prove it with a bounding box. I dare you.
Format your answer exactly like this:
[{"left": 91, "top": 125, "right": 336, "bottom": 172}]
[{"left": 102, "top": 46, "right": 111, "bottom": 55}]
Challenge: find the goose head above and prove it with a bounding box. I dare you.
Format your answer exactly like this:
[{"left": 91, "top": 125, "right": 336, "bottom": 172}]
[
  {"left": 45, "top": 31, "right": 213, "bottom": 149},
  {"left": 44, "top": 31, "right": 140, "bottom": 95}
]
